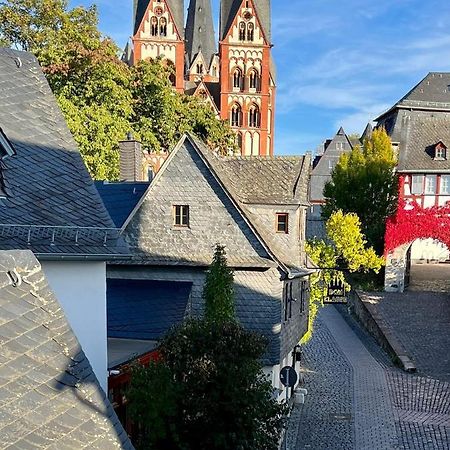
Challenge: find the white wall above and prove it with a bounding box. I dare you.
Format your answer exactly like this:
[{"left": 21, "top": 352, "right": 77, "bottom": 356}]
[
  {"left": 264, "top": 350, "right": 301, "bottom": 403},
  {"left": 41, "top": 261, "right": 107, "bottom": 390},
  {"left": 411, "top": 238, "right": 449, "bottom": 262}
]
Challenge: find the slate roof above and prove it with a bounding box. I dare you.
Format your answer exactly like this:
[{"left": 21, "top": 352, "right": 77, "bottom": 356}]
[
  {"left": 107, "top": 279, "right": 191, "bottom": 340},
  {"left": 309, "top": 127, "right": 353, "bottom": 202},
  {"left": 185, "top": 0, "right": 217, "bottom": 68},
  {"left": 0, "top": 48, "right": 128, "bottom": 259},
  {"left": 201, "top": 150, "right": 309, "bottom": 206},
  {"left": 133, "top": 0, "right": 184, "bottom": 37},
  {"left": 220, "top": 0, "right": 271, "bottom": 43},
  {"left": 377, "top": 72, "right": 450, "bottom": 120},
  {"left": 95, "top": 182, "right": 150, "bottom": 228},
  {"left": 398, "top": 115, "right": 450, "bottom": 173},
  {"left": 0, "top": 250, "right": 133, "bottom": 449}
]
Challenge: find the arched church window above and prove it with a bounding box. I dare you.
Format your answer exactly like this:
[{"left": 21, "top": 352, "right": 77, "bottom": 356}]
[
  {"left": 249, "top": 69, "right": 260, "bottom": 90},
  {"left": 232, "top": 68, "right": 243, "bottom": 91},
  {"left": 151, "top": 17, "right": 158, "bottom": 36},
  {"left": 212, "top": 65, "right": 217, "bottom": 77},
  {"left": 231, "top": 104, "right": 242, "bottom": 127},
  {"left": 247, "top": 23, "right": 254, "bottom": 41},
  {"left": 239, "top": 22, "right": 246, "bottom": 41},
  {"left": 196, "top": 63, "right": 204, "bottom": 74},
  {"left": 159, "top": 17, "right": 167, "bottom": 37},
  {"left": 248, "top": 104, "right": 260, "bottom": 128}
]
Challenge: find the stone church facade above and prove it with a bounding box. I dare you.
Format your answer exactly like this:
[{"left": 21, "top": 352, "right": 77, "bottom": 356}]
[{"left": 126, "top": 0, "right": 276, "bottom": 157}]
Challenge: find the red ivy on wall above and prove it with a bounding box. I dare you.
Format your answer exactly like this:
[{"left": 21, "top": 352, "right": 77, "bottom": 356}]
[{"left": 385, "top": 199, "right": 450, "bottom": 255}]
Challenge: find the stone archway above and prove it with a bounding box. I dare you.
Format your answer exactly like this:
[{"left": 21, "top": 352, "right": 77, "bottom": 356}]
[{"left": 385, "top": 239, "right": 450, "bottom": 292}]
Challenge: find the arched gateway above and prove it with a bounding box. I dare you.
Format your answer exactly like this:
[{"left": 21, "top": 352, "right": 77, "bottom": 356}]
[{"left": 384, "top": 201, "right": 450, "bottom": 292}]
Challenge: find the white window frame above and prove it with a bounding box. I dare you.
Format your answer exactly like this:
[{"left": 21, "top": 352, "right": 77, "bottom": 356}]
[
  {"left": 440, "top": 175, "right": 450, "bottom": 195},
  {"left": 424, "top": 175, "right": 437, "bottom": 195},
  {"left": 411, "top": 175, "right": 424, "bottom": 195}
]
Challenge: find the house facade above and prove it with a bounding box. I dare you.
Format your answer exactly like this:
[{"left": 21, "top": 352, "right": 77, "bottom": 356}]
[
  {"left": 127, "top": 0, "right": 276, "bottom": 157},
  {"left": 376, "top": 73, "right": 450, "bottom": 291},
  {"left": 100, "top": 133, "right": 312, "bottom": 400},
  {"left": 0, "top": 48, "right": 129, "bottom": 389},
  {"left": 307, "top": 127, "right": 359, "bottom": 239}
]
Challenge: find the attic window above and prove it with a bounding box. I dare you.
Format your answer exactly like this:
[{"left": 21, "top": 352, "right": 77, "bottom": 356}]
[
  {"left": 173, "top": 205, "right": 189, "bottom": 227},
  {"left": 435, "top": 142, "right": 447, "bottom": 160},
  {"left": 0, "top": 128, "right": 15, "bottom": 158},
  {"left": 276, "top": 213, "right": 289, "bottom": 234}
]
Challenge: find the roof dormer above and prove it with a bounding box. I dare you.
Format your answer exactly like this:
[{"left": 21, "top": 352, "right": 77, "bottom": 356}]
[{"left": 434, "top": 141, "right": 447, "bottom": 160}]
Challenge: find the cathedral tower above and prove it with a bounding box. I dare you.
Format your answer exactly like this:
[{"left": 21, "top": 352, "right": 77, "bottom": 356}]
[
  {"left": 132, "top": 0, "right": 185, "bottom": 92},
  {"left": 185, "top": 0, "right": 220, "bottom": 82},
  {"left": 219, "top": 0, "right": 275, "bottom": 156}
]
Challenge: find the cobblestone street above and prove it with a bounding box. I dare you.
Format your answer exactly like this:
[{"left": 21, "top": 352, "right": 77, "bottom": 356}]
[{"left": 289, "top": 306, "right": 450, "bottom": 450}]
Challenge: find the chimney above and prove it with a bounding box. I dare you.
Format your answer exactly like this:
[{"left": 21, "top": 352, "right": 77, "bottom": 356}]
[{"left": 119, "top": 132, "right": 143, "bottom": 181}]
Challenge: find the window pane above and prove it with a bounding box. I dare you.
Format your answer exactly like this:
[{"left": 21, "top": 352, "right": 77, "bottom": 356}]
[
  {"left": 411, "top": 175, "right": 424, "bottom": 195},
  {"left": 425, "top": 175, "right": 437, "bottom": 194},
  {"left": 174, "top": 205, "right": 189, "bottom": 226},
  {"left": 440, "top": 175, "right": 450, "bottom": 195},
  {"left": 277, "top": 214, "right": 288, "bottom": 233}
]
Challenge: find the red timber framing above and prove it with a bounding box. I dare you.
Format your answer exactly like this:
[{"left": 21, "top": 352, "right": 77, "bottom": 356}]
[{"left": 400, "top": 173, "right": 450, "bottom": 208}]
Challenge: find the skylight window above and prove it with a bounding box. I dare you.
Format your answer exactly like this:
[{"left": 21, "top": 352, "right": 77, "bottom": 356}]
[{"left": 0, "top": 128, "right": 16, "bottom": 158}]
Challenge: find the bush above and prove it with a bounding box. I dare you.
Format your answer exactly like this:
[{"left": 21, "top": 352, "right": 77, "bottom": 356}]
[{"left": 127, "top": 319, "right": 287, "bottom": 450}]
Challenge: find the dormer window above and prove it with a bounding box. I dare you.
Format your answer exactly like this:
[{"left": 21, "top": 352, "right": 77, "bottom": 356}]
[
  {"left": 435, "top": 142, "right": 447, "bottom": 160},
  {"left": 0, "top": 128, "right": 16, "bottom": 158}
]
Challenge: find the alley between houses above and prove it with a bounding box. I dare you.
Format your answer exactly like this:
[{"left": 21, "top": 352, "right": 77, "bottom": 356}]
[{"left": 286, "top": 305, "right": 450, "bottom": 450}]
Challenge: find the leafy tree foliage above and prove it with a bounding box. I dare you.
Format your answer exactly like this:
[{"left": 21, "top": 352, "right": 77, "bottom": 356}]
[
  {"left": 0, "top": 0, "right": 237, "bottom": 180},
  {"left": 203, "top": 244, "right": 235, "bottom": 324},
  {"left": 304, "top": 211, "right": 384, "bottom": 342},
  {"left": 323, "top": 128, "right": 398, "bottom": 254},
  {"left": 128, "top": 320, "right": 286, "bottom": 450}
]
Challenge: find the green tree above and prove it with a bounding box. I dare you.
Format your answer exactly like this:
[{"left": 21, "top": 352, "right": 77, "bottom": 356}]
[
  {"left": 203, "top": 244, "right": 235, "bottom": 324},
  {"left": 303, "top": 210, "right": 384, "bottom": 342},
  {"left": 0, "top": 0, "right": 237, "bottom": 180},
  {"left": 323, "top": 128, "right": 398, "bottom": 254},
  {"left": 128, "top": 320, "right": 286, "bottom": 450}
]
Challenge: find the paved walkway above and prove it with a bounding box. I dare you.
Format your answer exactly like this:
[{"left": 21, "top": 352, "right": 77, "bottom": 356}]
[
  {"left": 291, "top": 306, "right": 450, "bottom": 450},
  {"left": 360, "top": 290, "right": 450, "bottom": 382},
  {"left": 409, "top": 264, "right": 450, "bottom": 292}
]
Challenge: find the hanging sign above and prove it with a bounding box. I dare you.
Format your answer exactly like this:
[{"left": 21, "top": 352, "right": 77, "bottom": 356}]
[{"left": 324, "top": 275, "right": 348, "bottom": 304}]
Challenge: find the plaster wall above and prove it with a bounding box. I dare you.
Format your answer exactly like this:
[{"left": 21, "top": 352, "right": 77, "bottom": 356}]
[{"left": 42, "top": 261, "right": 107, "bottom": 390}]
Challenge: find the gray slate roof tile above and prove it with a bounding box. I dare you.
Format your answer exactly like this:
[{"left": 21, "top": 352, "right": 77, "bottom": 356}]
[
  {"left": 398, "top": 114, "right": 450, "bottom": 172},
  {"left": 0, "top": 49, "right": 129, "bottom": 258},
  {"left": 0, "top": 250, "right": 134, "bottom": 449}
]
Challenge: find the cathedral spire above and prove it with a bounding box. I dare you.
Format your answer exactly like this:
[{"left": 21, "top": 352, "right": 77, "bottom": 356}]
[
  {"left": 185, "top": 0, "right": 217, "bottom": 68},
  {"left": 220, "top": 0, "right": 271, "bottom": 43}
]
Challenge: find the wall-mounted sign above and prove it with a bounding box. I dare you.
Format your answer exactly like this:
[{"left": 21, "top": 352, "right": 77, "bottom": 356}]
[{"left": 324, "top": 276, "right": 348, "bottom": 304}]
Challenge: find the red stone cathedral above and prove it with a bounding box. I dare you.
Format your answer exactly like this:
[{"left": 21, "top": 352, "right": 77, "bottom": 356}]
[{"left": 125, "top": 0, "right": 275, "bottom": 156}]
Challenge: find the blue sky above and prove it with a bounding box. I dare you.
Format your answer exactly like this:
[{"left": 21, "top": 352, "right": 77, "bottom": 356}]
[{"left": 70, "top": 0, "right": 450, "bottom": 155}]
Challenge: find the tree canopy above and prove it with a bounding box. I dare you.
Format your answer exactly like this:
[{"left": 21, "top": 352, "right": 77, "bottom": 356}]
[
  {"left": 0, "top": 0, "right": 237, "bottom": 180},
  {"left": 323, "top": 128, "right": 398, "bottom": 254},
  {"left": 304, "top": 210, "right": 384, "bottom": 342}
]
